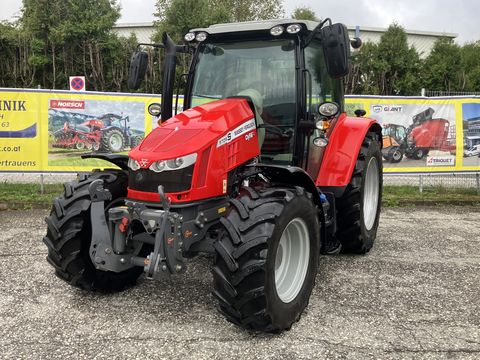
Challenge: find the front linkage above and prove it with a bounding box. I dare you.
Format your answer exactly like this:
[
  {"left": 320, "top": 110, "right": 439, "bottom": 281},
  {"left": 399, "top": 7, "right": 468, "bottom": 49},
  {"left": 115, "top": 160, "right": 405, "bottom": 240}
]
[{"left": 88, "top": 179, "right": 226, "bottom": 279}]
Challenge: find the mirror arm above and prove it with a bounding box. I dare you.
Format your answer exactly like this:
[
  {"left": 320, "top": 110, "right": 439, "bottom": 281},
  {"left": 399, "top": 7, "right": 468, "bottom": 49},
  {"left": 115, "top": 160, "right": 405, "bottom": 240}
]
[
  {"left": 303, "top": 18, "right": 331, "bottom": 48},
  {"left": 135, "top": 43, "right": 192, "bottom": 54}
]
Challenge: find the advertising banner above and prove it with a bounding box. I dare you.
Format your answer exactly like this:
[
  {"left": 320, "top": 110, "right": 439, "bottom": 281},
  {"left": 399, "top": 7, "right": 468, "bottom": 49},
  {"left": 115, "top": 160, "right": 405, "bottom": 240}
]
[
  {"left": 0, "top": 88, "right": 161, "bottom": 172},
  {"left": 0, "top": 88, "right": 479, "bottom": 173},
  {"left": 345, "top": 96, "right": 480, "bottom": 173}
]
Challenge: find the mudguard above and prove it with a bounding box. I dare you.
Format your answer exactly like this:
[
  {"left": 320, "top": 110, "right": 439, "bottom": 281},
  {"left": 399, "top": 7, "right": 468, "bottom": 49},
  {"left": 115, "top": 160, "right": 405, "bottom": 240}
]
[
  {"left": 82, "top": 153, "right": 129, "bottom": 170},
  {"left": 250, "top": 163, "right": 326, "bottom": 245},
  {"left": 316, "top": 114, "right": 381, "bottom": 188}
]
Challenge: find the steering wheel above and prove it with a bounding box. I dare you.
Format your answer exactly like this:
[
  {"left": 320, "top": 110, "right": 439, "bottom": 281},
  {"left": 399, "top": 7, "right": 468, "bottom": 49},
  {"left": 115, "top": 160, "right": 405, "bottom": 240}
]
[{"left": 259, "top": 123, "right": 291, "bottom": 138}]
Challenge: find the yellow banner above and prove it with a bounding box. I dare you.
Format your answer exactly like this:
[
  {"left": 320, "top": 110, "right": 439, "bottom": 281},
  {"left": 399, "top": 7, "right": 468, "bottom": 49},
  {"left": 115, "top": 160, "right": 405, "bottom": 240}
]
[
  {"left": 346, "top": 96, "right": 480, "bottom": 173},
  {"left": 0, "top": 89, "right": 479, "bottom": 173},
  {"left": 0, "top": 89, "right": 162, "bottom": 172}
]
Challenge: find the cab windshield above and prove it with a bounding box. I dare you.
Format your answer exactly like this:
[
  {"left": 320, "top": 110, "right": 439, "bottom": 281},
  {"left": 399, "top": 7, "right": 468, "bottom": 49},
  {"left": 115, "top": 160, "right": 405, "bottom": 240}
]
[{"left": 191, "top": 39, "right": 297, "bottom": 163}]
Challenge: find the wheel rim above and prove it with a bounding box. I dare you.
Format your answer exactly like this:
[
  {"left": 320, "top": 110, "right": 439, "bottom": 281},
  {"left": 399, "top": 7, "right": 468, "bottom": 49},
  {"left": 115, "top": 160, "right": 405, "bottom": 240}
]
[
  {"left": 363, "top": 157, "right": 380, "bottom": 231},
  {"left": 274, "top": 218, "right": 310, "bottom": 303},
  {"left": 416, "top": 149, "right": 423, "bottom": 158},
  {"left": 393, "top": 150, "right": 402, "bottom": 161},
  {"left": 109, "top": 134, "right": 122, "bottom": 151}
]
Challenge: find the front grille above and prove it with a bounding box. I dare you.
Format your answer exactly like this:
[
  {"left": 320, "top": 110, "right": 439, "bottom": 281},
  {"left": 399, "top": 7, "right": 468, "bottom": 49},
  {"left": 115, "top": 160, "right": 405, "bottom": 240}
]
[{"left": 128, "top": 165, "right": 194, "bottom": 193}]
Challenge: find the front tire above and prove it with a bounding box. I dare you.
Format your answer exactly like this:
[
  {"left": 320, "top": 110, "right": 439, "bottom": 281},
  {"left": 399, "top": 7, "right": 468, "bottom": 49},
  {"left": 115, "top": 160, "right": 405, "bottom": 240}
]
[
  {"left": 43, "top": 170, "right": 147, "bottom": 292},
  {"left": 336, "top": 131, "right": 383, "bottom": 254},
  {"left": 388, "top": 146, "right": 403, "bottom": 163},
  {"left": 212, "top": 185, "right": 320, "bottom": 332}
]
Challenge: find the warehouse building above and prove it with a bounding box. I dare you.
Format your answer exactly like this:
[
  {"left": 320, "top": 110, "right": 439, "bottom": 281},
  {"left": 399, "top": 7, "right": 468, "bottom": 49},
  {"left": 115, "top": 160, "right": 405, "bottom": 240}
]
[{"left": 113, "top": 22, "right": 457, "bottom": 58}]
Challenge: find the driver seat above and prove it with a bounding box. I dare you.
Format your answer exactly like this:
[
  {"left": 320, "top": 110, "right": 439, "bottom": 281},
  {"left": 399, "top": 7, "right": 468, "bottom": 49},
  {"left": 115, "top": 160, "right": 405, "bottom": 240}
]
[{"left": 237, "top": 89, "right": 265, "bottom": 148}]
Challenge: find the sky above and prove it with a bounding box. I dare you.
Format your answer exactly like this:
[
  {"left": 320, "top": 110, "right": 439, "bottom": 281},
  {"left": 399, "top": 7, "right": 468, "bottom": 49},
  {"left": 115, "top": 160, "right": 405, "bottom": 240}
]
[{"left": 1, "top": 0, "right": 479, "bottom": 44}]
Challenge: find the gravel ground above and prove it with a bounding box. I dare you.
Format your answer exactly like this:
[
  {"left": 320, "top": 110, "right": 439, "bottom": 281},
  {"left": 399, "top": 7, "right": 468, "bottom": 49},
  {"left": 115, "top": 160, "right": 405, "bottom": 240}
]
[{"left": 0, "top": 208, "right": 479, "bottom": 359}]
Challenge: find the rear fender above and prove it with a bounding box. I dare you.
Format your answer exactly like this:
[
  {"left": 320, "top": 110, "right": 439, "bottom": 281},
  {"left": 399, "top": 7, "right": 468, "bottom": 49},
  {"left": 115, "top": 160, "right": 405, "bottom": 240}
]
[{"left": 316, "top": 114, "right": 381, "bottom": 189}]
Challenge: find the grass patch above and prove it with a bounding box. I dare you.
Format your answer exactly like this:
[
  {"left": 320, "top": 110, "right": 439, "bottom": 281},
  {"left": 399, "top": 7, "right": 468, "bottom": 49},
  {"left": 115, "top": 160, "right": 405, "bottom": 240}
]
[
  {"left": 0, "top": 182, "right": 64, "bottom": 210},
  {"left": 47, "top": 157, "right": 114, "bottom": 167},
  {"left": 383, "top": 185, "right": 480, "bottom": 207}
]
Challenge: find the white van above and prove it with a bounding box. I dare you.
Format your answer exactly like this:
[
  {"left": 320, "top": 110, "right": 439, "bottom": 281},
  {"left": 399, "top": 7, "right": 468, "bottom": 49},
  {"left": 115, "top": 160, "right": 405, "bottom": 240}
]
[{"left": 464, "top": 144, "right": 480, "bottom": 157}]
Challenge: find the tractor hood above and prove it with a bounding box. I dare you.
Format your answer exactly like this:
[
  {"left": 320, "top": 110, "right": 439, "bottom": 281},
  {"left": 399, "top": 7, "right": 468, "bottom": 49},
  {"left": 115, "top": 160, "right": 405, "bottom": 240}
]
[{"left": 129, "top": 98, "right": 255, "bottom": 163}]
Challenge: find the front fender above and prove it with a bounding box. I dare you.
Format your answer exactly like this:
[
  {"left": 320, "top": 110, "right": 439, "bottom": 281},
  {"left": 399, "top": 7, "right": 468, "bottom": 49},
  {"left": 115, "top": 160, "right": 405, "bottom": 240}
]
[
  {"left": 82, "top": 153, "right": 129, "bottom": 170},
  {"left": 316, "top": 114, "right": 381, "bottom": 188}
]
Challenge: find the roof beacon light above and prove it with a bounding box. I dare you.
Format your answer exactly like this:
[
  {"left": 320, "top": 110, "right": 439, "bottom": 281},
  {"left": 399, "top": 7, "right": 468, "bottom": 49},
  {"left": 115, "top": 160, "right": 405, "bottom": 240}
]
[
  {"left": 270, "top": 26, "right": 284, "bottom": 36},
  {"left": 195, "top": 32, "right": 208, "bottom": 42},
  {"left": 184, "top": 32, "right": 196, "bottom": 42},
  {"left": 286, "top": 24, "right": 302, "bottom": 34}
]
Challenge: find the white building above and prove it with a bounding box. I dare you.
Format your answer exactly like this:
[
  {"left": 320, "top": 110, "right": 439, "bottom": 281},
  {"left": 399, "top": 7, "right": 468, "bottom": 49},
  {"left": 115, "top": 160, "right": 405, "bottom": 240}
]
[{"left": 113, "top": 22, "right": 457, "bottom": 58}]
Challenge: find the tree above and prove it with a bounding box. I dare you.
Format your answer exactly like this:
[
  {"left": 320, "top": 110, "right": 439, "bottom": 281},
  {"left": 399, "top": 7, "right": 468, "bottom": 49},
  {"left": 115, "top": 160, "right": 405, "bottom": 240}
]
[
  {"left": 461, "top": 41, "right": 480, "bottom": 92},
  {"left": 19, "top": 0, "right": 122, "bottom": 90},
  {"left": 154, "top": 0, "right": 284, "bottom": 42},
  {"left": 346, "top": 23, "right": 422, "bottom": 95},
  {"left": 292, "top": 6, "right": 318, "bottom": 21},
  {"left": 422, "top": 38, "right": 462, "bottom": 92}
]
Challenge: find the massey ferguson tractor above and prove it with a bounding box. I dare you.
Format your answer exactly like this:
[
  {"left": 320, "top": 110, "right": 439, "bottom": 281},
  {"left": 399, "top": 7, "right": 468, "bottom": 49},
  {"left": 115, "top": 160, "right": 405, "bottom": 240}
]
[{"left": 43, "top": 19, "right": 383, "bottom": 332}]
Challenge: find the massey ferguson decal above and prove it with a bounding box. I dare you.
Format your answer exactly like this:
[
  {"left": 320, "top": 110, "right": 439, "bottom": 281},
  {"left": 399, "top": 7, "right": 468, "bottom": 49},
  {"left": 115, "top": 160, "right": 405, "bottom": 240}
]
[{"left": 216, "top": 118, "right": 256, "bottom": 148}]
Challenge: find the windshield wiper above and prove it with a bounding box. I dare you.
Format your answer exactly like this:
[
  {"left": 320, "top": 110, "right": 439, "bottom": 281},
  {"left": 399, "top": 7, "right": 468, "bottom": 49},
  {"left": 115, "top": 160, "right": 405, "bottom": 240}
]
[{"left": 193, "top": 94, "right": 222, "bottom": 99}]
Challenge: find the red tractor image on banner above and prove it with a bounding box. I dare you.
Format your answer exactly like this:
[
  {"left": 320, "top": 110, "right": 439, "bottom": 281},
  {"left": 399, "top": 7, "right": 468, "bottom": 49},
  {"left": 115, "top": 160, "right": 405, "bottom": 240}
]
[
  {"left": 52, "top": 113, "right": 142, "bottom": 153},
  {"left": 43, "top": 19, "right": 383, "bottom": 332}
]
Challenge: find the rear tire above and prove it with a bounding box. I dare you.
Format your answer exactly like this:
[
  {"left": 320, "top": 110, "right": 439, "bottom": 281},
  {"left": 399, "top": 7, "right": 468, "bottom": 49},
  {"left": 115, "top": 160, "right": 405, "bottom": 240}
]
[
  {"left": 212, "top": 185, "right": 320, "bottom": 332},
  {"left": 43, "top": 170, "right": 147, "bottom": 292},
  {"left": 101, "top": 128, "right": 125, "bottom": 153},
  {"left": 336, "top": 131, "right": 383, "bottom": 254},
  {"left": 412, "top": 147, "right": 427, "bottom": 160}
]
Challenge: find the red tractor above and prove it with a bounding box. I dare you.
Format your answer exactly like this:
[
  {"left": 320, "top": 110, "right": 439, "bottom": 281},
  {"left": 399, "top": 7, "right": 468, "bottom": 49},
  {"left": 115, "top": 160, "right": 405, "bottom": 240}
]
[
  {"left": 52, "top": 113, "right": 142, "bottom": 153},
  {"left": 43, "top": 19, "right": 383, "bottom": 332}
]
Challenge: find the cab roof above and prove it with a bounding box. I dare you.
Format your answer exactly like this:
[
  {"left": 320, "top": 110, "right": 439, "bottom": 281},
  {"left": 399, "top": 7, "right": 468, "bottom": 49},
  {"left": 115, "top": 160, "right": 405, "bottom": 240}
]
[{"left": 190, "top": 19, "right": 320, "bottom": 34}]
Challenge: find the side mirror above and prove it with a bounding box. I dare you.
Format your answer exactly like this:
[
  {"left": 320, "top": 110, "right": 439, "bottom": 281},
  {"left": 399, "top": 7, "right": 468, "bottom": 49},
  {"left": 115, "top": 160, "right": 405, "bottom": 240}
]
[
  {"left": 319, "top": 23, "right": 351, "bottom": 79},
  {"left": 128, "top": 51, "right": 148, "bottom": 90},
  {"left": 354, "top": 109, "right": 366, "bottom": 117}
]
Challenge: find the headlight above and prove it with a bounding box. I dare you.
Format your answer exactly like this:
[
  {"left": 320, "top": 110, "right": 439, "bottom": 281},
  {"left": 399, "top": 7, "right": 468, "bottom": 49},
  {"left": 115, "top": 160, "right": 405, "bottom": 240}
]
[
  {"left": 128, "top": 158, "right": 141, "bottom": 171},
  {"left": 184, "top": 32, "right": 195, "bottom": 42},
  {"left": 150, "top": 160, "right": 166, "bottom": 173},
  {"left": 318, "top": 102, "right": 340, "bottom": 117},
  {"left": 270, "top": 26, "right": 284, "bottom": 36},
  {"left": 149, "top": 153, "right": 197, "bottom": 173},
  {"left": 195, "top": 32, "right": 207, "bottom": 42},
  {"left": 286, "top": 24, "right": 302, "bottom": 34}
]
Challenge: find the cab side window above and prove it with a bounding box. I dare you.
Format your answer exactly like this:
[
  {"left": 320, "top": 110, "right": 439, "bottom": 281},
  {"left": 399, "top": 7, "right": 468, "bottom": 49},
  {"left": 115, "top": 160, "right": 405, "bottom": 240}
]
[{"left": 304, "top": 40, "right": 343, "bottom": 116}]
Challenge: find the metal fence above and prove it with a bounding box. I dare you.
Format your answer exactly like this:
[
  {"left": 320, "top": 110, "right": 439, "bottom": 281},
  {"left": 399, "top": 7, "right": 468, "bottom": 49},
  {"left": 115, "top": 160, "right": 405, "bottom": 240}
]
[
  {"left": 1, "top": 172, "right": 479, "bottom": 194},
  {"left": 385, "top": 172, "right": 480, "bottom": 192},
  {"left": 422, "top": 90, "right": 480, "bottom": 97}
]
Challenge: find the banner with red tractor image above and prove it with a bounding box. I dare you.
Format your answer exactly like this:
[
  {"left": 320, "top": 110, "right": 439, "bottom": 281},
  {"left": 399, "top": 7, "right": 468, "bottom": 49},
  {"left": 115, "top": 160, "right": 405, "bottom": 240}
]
[
  {"left": 0, "top": 88, "right": 479, "bottom": 173},
  {"left": 0, "top": 88, "right": 160, "bottom": 172},
  {"left": 345, "top": 96, "right": 480, "bottom": 173}
]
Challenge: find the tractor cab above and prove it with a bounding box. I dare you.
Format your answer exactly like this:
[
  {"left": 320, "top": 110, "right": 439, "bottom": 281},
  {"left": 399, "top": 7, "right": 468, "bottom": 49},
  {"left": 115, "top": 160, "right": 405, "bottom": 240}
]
[
  {"left": 184, "top": 20, "right": 346, "bottom": 167},
  {"left": 129, "top": 19, "right": 359, "bottom": 174}
]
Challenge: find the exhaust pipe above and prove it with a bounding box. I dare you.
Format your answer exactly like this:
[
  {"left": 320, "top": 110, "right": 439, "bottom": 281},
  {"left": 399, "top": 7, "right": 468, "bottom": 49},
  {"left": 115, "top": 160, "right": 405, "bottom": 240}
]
[{"left": 161, "top": 32, "right": 177, "bottom": 121}]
